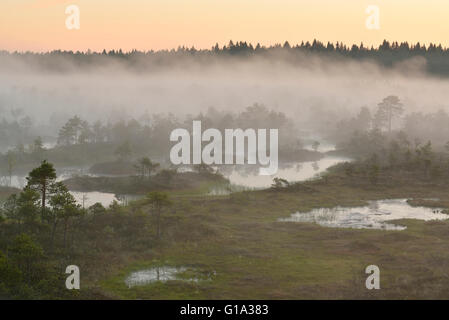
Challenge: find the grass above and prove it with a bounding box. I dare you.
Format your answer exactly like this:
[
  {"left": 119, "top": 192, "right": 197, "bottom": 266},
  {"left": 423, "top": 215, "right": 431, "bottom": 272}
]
[
  {"left": 62, "top": 171, "right": 228, "bottom": 196},
  {"left": 3, "top": 160, "right": 448, "bottom": 299},
  {"left": 96, "top": 173, "right": 449, "bottom": 299}
]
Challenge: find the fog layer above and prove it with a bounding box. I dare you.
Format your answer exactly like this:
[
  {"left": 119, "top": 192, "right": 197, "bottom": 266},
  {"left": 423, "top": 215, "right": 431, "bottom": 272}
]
[{"left": 1, "top": 53, "right": 448, "bottom": 134}]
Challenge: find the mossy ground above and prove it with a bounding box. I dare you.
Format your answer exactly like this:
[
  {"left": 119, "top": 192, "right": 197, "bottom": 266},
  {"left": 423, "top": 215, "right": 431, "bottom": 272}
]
[{"left": 97, "top": 174, "right": 449, "bottom": 299}]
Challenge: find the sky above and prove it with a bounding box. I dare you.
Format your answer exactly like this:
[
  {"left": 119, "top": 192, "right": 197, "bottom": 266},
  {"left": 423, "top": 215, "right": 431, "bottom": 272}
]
[{"left": 1, "top": 0, "right": 448, "bottom": 52}]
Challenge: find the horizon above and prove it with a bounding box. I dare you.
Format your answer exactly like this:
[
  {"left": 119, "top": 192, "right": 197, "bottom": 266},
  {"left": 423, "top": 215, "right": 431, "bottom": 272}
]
[
  {"left": 2, "top": 39, "right": 449, "bottom": 54},
  {"left": 2, "top": 0, "right": 449, "bottom": 52}
]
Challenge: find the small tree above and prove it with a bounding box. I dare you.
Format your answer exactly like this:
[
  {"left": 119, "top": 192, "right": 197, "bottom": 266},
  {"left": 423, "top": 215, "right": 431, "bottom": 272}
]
[
  {"left": 33, "top": 137, "right": 44, "bottom": 155},
  {"left": 343, "top": 163, "right": 355, "bottom": 177},
  {"left": 57, "top": 116, "right": 83, "bottom": 145},
  {"left": 0, "top": 250, "right": 22, "bottom": 292},
  {"left": 312, "top": 141, "right": 320, "bottom": 152},
  {"left": 8, "top": 234, "right": 44, "bottom": 285},
  {"left": 2, "top": 194, "right": 19, "bottom": 222},
  {"left": 374, "top": 95, "right": 404, "bottom": 134},
  {"left": 114, "top": 141, "right": 132, "bottom": 161},
  {"left": 271, "top": 177, "right": 289, "bottom": 189},
  {"left": 6, "top": 151, "right": 16, "bottom": 187},
  {"left": 194, "top": 163, "right": 214, "bottom": 175},
  {"left": 368, "top": 164, "right": 380, "bottom": 185},
  {"left": 78, "top": 120, "right": 92, "bottom": 144},
  {"left": 135, "top": 157, "right": 159, "bottom": 179},
  {"left": 146, "top": 192, "right": 171, "bottom": 239},
  {"left": 26, "top": 160, "right": 57, "bottom": 217},
  {"left": 88, "top": 202, "right": 106, "bottom": 215},
  {"left": 144, "top": 157, "right": 160, "bottom": 178},
  {"left": 3, "top": 188, "right": 41, "bottom": 228},
  {"left": 421, "top": 141, "right": 433, "bottom": 178},
  {"left": 17, "top": 188, "right": 41, "bottom": 226},
  {"left": 48, "top": 182, "right": 81, "bottom": 249},
  {"left": 135, "top": 158, "right": 146, "bottom": 178},
  {"left": 157, "top": 169, "right": 176, "bottom": 186},
  {"left": 367, "top": 153, "right": 380, "bottom": 185}
]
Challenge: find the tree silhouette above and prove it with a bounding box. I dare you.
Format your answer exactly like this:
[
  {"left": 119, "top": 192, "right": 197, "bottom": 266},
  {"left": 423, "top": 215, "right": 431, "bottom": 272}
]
[
  {"left": 8, "top": 234, "right": 44, "bottom": 285},
  {"left": 48, "top": 182, "right": 81, "bottom": 249},
  {"left": 146, "top": 192, "right": 171, "bottom": 239},
  {"left": 375, "top": 96, "right": 404, "bottom": 134},
  {"left": 115, "top": 141, "right": 132, "bottom": 161},
  {"left": 26, "top": 160, "right": 57, "bottom": 217},
  {"left": 135, "top": 157, "right": 160, "bottom": 179},
  {"left": 6, "top": 39, "right": 449, "bottom": 76}
]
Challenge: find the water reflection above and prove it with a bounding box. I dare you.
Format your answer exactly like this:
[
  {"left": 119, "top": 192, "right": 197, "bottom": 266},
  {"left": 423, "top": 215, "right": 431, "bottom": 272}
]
[
  {"left": 304, "top": 140, "right": 336, "bottom": 153},
  {"left": 1, "top": 171, "right": 122, "bottom": 208},
  {"left": 220, "top": 156, "right": 350, "bottom": 189},
  {"left": 280, "top": 199, "right": 449, "bottom": 230},
  {"left": 70, "top": 191, "right": 119, "bottom": 208},
  {"left": 0, "top": 175, "right": 27, "bottom": 189},
  {"left": 124, "top": 266, "right": 211, "bottom": 288}
]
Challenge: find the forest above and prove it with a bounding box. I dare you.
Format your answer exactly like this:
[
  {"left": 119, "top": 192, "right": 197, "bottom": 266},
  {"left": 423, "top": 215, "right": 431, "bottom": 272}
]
[{"left": 3, "top": 40, "right": 449, "bottom": 76}]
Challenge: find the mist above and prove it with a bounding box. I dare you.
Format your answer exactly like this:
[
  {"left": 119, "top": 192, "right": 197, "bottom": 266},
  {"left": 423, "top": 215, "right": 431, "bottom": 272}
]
[{"left": 1, "top": 51, "right": 449, "bottom": 137}]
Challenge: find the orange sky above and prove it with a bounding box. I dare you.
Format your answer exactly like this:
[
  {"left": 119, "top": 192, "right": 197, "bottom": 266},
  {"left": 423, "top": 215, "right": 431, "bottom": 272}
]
[{"left": 1, "top": 0, "right": 448, "bottom": 52}]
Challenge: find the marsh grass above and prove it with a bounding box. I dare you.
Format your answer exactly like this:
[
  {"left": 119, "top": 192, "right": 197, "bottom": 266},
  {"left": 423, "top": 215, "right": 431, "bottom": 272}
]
[{"left": 96, "top": 172, "right": 449, "bottom": 299}]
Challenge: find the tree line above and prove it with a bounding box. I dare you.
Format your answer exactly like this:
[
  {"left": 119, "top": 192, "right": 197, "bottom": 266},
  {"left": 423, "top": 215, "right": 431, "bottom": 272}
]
[
  {"left": 331, "top": 95, "right": 449, "bottom": 152},
  {"left": 55, "top": 104, "right": 302, "bottom": 159},
  {"left": 3, "top": 39, "right": 449, "bottom": 75}
]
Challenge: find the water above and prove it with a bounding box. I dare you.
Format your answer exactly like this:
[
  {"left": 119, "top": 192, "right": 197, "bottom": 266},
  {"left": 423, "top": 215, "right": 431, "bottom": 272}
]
[
  {"left": 170, "top": 151, "right": 350, "bottom": 190},
  {"left": 280, "top": 199, "right": 449, "bottom": 230},
  {"left": 1, "top": 172, "right": 120, "bottom": 208},
  {"left": 207, "top": 187, "right": 232, "bottom": 196},
  {"left": 42, "top": 141, "right": 57, "bottom": 149},
  {"left": 124, "top": 266, "right": 211, "bottom": 288},
  {"left": 70, "top": 191, "right": 119, "bottom": 208},
  {"left": 0, "top": 175, "right": 27, "bottom": 189},
  {"left": 207, "top": 183, "right": 252, "bottom": 196},
  {"left": 0, "top": 167, "right": 94, "bottom": 189},
  {"left": 222, "top": 156, "right": 350, "bottom": 189},
  {"left": 155, "top": 139, "right": 345, "bottom": 190},
  {"left": 303, "top": 140, "right": 336, "bottom": 153}
]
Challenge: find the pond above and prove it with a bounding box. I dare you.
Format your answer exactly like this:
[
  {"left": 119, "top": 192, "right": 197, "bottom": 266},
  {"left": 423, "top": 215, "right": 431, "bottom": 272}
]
[
  {"left": 279, "top": 199, "right": 449, "bottom": 230},
  {"left": 70, "top": 191, "right": 120, "bottom": 208},
  {"left": 303, "top": 139, "right": 336, "bottom": 153},
  {"left": 124, "top": 266, "right": 214, "bottom": 288},
  {"left": 1, "top": 171, "right": 123, "bottom": 208},
  {"left": 221, "top": 156, "right": 350, "bottom": 189}
]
